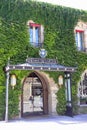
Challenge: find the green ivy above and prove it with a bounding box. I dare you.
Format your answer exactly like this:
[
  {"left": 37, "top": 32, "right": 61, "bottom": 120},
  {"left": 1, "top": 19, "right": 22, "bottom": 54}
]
[
  {"left": 56, "top": 86, "right": 66, "bottom": 115},
  {"left": 0, "top": 0, "right": 87, "bottom": 119}
]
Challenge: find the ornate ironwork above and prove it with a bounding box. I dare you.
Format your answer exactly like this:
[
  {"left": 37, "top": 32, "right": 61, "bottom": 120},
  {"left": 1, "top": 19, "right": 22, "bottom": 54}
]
[{"left": 4, "top": 57, "right": 76, "bottom": 73}]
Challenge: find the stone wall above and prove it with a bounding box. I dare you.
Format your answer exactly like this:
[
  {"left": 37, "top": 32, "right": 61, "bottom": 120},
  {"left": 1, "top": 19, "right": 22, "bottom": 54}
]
[{"left": 40, "top": 72, "right": 58, "bottom": 115}]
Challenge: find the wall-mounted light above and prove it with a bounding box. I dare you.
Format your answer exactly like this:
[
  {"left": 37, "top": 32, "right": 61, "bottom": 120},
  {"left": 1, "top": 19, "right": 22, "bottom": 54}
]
[
  {"left": 10, "top": 74, "right": 16, "bottom": 89},
  {"left": 58, "top": 75, "right": 63, "bottom": 87}
]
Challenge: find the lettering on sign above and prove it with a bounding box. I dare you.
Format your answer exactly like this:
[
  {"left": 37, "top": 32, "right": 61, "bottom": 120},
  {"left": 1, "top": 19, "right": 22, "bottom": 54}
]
[{"left": 26, "top": 58, "right": 57, "bottom": 64}]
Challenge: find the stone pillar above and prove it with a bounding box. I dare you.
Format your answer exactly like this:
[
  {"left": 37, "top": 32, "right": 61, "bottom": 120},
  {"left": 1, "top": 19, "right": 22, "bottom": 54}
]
[
  {"left": 48, "top": 77, "right": 58, "bottom": 115},
  {"left": 51, "top": 89, "right": 58, "bottom": 115}
]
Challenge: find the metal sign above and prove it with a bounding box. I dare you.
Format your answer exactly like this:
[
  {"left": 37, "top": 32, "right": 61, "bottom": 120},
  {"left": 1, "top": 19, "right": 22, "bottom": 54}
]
[{"left": 26, "top": 58, "right": 57, "bottom": 64}]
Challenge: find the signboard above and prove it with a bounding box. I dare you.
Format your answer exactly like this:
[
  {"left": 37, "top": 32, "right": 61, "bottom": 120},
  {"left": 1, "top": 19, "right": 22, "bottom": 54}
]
[{"left": 26, "top": 58, "right": 57, "bottom": 64}]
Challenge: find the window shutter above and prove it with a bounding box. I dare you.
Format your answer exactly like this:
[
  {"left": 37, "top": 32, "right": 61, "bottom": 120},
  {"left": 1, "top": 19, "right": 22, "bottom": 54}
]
[{"left": 39, "top": 25, "right": 44, "bottom": 47}]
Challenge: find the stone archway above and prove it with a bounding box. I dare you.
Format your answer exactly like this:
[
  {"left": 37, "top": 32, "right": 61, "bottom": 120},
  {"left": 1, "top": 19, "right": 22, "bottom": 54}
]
[
  {"left": 21, "top": 71, "right": 50, "bottom": 117},
  {"left": 78, "top": 70, "right": 87, "bottom": 104},
  {"left": 20, "top": 71, "right": 58, "bottom": 117},
  {"left": 77, "top": 70, "right": 87, "bottom": 114}
]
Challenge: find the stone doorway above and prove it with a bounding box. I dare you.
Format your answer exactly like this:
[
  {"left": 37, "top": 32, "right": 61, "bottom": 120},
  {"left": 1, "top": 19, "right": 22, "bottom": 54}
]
[
  {"left": 4, "top": 57, "right": 76, "bottom": 121},
  {"left": 21, "top": 71, "right": 49, "bottom": 117}
]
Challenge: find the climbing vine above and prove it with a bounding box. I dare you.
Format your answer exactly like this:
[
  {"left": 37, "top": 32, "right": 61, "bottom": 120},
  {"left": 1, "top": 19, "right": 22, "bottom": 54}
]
[{"left": 0, "top": 0, "right": 87, "bottom": 120}]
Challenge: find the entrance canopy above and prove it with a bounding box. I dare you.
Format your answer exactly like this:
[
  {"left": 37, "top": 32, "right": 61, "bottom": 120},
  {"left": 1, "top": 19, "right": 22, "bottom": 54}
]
[
  {"left": 4, "top": 57, "right": 77, "bottom": 122},
  {"left": 5, "top": 58, "right": 76, "bottom": 72}
]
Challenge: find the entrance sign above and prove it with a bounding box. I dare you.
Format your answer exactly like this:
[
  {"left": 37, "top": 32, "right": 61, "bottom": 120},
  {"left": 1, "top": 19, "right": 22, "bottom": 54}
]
[{"left": 26, "top": 58, "right": 57, "bottom": 64}]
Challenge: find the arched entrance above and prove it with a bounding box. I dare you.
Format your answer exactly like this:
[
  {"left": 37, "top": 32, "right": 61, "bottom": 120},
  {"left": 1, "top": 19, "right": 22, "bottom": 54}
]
[
  {"left": 4, "top": 57, "right": 76, "bottom": 121},
  {"left": 78, "top": 70, "right": 87, "bottom": 105},
  {"left": 21, "top": 71, "right": 48, "bottom": 117}
]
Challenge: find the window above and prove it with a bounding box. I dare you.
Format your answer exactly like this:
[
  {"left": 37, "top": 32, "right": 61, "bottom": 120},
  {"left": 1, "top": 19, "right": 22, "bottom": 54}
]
[
  {"left": 27, "top": 21, "right": 44, "bottom": 47},
  {"left": 79, "top": 72, "right": 87, "bottom": 105},
  {"left": 74, "top": 21, "right": 87, "bottom": 52},
  {"left": 75, "top": 30, "right": 84, "bottom": 51}
]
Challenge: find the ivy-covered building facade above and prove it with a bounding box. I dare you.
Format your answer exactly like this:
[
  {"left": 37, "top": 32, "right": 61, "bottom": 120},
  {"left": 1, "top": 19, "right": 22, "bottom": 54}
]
[{"left": 0, "top": 0, "right": 87, "bottom": 121}]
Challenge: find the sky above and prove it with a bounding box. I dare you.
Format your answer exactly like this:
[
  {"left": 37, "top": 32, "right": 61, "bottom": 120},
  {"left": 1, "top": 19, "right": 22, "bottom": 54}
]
[{"left": 34, "top": 0, "right": 87, "bottom": 10}]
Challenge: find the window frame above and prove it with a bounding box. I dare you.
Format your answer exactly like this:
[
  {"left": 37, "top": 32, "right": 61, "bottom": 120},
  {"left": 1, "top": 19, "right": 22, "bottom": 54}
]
[
  {"left": 75, "top": 29, "right": 84, "bottom": 51},
  {"left": 27, "top": 21, "right": 44, "bottom": 48},
  {"left": 74, "top": 21, "right": 87, "bottom": 52}
]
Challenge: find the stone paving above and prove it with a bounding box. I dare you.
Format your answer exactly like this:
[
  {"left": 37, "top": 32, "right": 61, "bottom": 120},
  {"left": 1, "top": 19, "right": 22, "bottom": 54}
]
[{"left": 0, "top": 114, "right": 87, "bottom": 130}]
